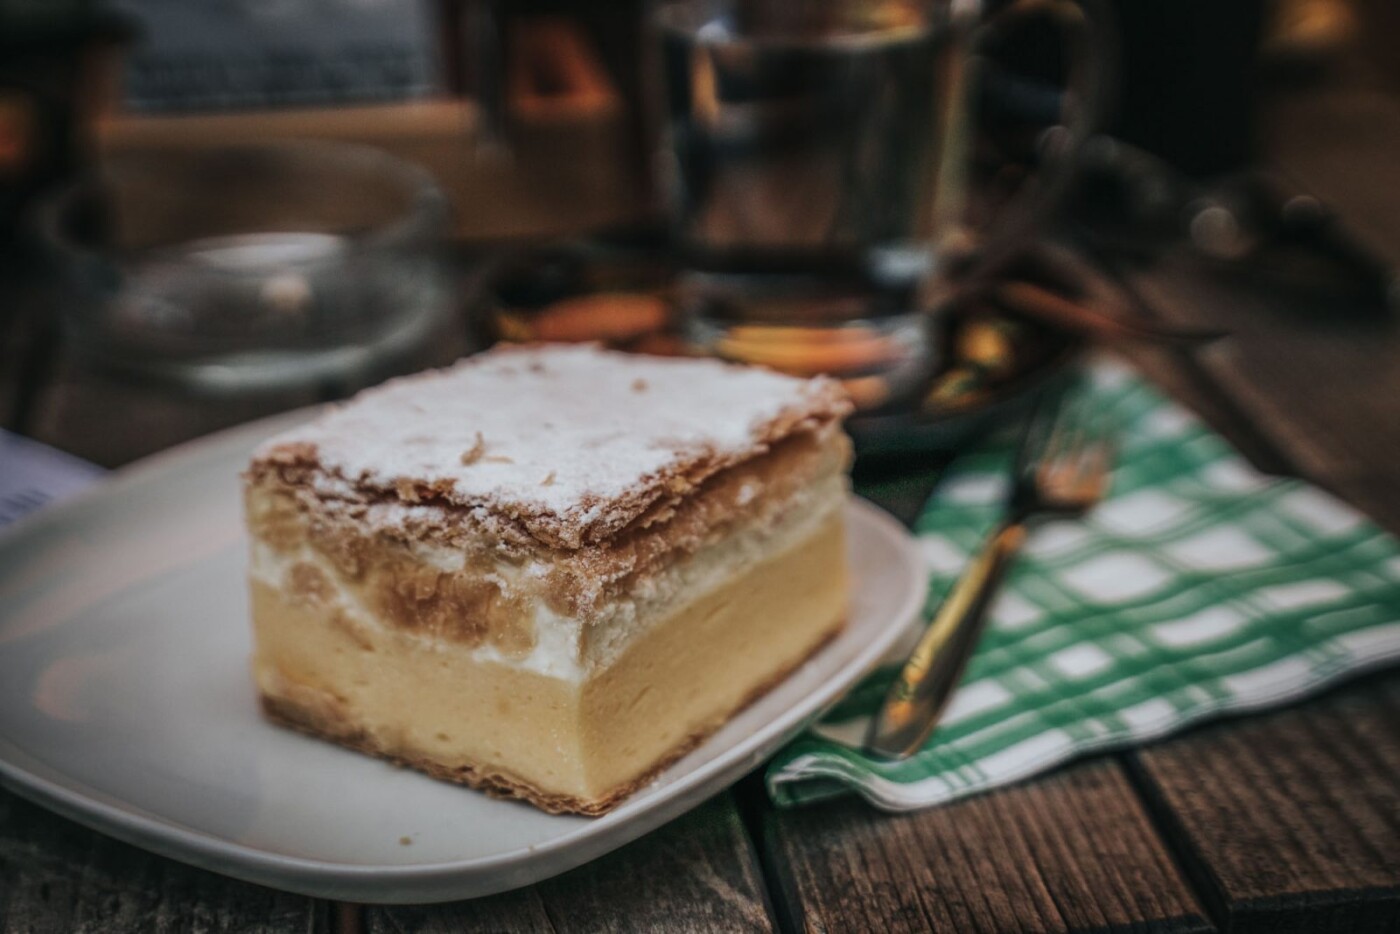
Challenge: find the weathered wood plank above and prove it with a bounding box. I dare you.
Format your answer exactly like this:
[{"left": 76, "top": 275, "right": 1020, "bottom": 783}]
[
  {"left": 362, "top": 886, "right": 553, "bottom": 933},
  {"left": 368, "top": 794, "right": 774, "bottom": 933},
  {"left": 0, "top": 282, "right": 60, "bottom": 436},
  {"left": 1130, "top": 672, "right": 1400, "bottom": 934},
  {"left": 1091, "top": 211, "right": 1400, "bottom": 934},
  {"left": 0, "top": 787, "right": 326, "bottom": 934},
  {"left": 764, "top": 760, "right": 1212, "bottom": 934},
  {"left": 1116, "top": 251, "right": 1400, "bottom": 509},
  {"left": 1263, "top": 80, "right": 1400, "bottom": 273}
]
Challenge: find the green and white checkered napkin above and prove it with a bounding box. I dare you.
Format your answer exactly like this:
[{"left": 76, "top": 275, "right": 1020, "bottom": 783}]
[{"left": 767, "top": 359, "right": 1400, "bottom": 810}]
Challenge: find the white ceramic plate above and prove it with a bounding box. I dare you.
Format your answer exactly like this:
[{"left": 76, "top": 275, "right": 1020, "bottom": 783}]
[{"left": 0, "top": 413, "right": 925, "bottom": 903}]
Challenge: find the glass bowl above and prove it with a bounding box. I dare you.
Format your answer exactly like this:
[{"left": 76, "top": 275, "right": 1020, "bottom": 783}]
[{"left": 41, "top": 140, "right": 453, "bottom": 395}]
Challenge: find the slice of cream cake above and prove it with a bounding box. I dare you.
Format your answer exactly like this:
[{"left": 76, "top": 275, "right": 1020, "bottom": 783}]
[{"left": 243, "top": 343, "right": 852, "bottom": 815}]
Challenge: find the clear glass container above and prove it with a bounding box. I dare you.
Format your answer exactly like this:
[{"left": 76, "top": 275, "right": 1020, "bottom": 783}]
[
  {"left": 42, "top": 141, "right": 453, "bottom": 395},
  {"left": 676, "top": 271, "right": 935, "bottom": 412}
]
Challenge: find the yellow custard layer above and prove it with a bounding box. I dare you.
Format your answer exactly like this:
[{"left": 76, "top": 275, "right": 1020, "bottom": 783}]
[{"left": 250, "top": 510, "right": 847, "bottom": 813}]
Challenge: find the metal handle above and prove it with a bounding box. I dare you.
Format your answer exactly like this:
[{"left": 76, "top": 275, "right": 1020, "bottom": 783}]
[
  {"left": 864, "top": 519, "right": 1028, "bottom": 760},
  {"left": 918, "top": 0, "right": 1117, "bottom": 310}
]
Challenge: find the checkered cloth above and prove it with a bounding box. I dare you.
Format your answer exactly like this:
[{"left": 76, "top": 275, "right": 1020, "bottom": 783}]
[{"left": 767, "top": 359, "right": 1400, "bottom": 810}]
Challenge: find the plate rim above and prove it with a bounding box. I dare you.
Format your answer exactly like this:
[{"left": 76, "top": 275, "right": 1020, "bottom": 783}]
[{"left": 0, "top": 416, "right": 926, "bottom": 903}]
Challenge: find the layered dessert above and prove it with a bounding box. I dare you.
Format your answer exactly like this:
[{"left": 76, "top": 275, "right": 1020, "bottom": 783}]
[{"left": 243, "top": 344, "right": 852, "bottom": 815}]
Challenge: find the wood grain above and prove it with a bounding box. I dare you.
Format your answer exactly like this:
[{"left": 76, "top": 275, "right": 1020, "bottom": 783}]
[
  {"left": 6, "top": 139, "right": 1400, "bottom": 934},
  {"left": 1088, "top": 187, "right": 1400, "bottom": 933},
  {"left": 1130, "top": 672, "right": 1400, "bottom": 934},
  {"left": 1114, "top": 251, "right": 1400, "bottom": 508},
  {"left": 0, "top": 787, "right": 325, "bottom": 934},
  {"left": 763, "top": 760, "right": 1212, "bottom": 934},
  {"left": 368, "top": 794, "right": 774, "bottom": 933},
  {"left": 1263, "top": 80, "right": 1400, "bottom": 272},
  {"left": 362, "top": 886, "right": 553, "bottom": 934}
]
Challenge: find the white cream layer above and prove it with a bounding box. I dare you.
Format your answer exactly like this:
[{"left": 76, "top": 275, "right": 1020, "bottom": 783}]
[{"left": 249, "top": 476, "right": 846, "bottom": 684}]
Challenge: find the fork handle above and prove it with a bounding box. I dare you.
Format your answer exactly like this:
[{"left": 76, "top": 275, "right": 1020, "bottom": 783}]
[{"left": 865, "top": 520, "right": 1029, "bottom": 760}]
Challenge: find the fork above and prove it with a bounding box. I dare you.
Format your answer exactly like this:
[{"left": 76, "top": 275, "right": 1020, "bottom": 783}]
[{"left": 864, "top": 392, "right": 1115, "bottom": 760}]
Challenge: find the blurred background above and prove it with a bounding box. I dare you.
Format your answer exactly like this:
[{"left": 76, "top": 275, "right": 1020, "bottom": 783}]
[{"left": 2, "top": 0, "right": 1397, "bottom": 474}]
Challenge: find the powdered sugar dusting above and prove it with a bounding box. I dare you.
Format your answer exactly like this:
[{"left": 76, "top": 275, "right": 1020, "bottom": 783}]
[{"left": 253, "top": 345, "right": 850, "bottom": 548}]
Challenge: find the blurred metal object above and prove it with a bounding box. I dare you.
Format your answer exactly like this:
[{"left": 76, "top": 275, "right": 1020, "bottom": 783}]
[
  {"left": 920, "top": 314, "right": 1024, "bottom": 413},
  {"left": 991, "top": 280, "right": 1228, "bottom": 344},
  {"left": 866, "top": 386, "right": 1113, "bottom": 760}
]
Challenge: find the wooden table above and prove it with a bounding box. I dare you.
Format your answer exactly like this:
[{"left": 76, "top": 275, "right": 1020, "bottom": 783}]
[
  {"left": 5, "top": 55, "right": 1400, "bottom": 933},
  {"left": 3, "top": 231, "right": 1399, "bottom": 933}
]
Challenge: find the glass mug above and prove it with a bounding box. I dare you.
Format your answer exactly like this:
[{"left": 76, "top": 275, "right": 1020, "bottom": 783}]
[{"left": 654, "top": 0, "right": 1113, "bottom": 410}]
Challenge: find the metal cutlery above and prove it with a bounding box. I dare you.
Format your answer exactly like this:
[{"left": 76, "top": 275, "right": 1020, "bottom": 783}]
[{"left": 865, "top": 390, "right": 1115, "bottom": 760}]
